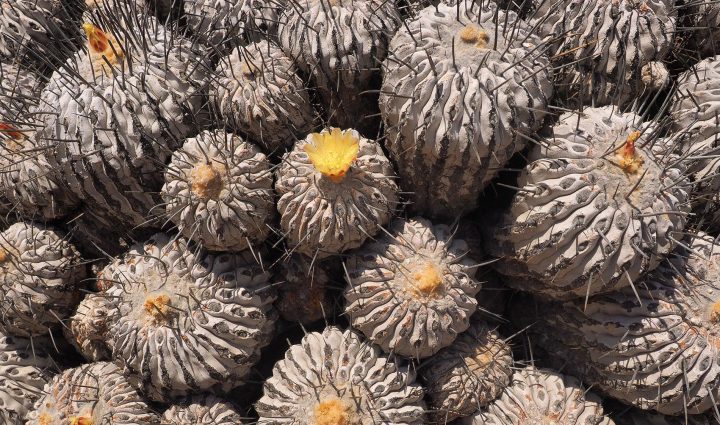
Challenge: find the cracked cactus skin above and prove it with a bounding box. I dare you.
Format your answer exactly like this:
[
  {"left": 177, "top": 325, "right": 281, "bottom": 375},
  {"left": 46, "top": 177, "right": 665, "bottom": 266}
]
[
  {"left": 527, "top": 0, "right": 675, "bottom": 105},
  {"left": 26, "top": 362, "right": 160, "bottom": 425},
  {"left": 184, "top": 0, "right": 277, "bottom": 48},
  {"left": 275, "top": 255, "right": 333, "bottom": 324},
  {"left": 344, "top": 217, "right": 482, "bottom": 359},
  {"left": 0, "top": 332, "right": 56, "bottom": 424},
  {"left": 256, "top": 326, "right": 426, "bottom": 424},
  {"left": 275, "top": 128, "right": 398, "bottom": 259},
  {"left": 459, "top": 367, "right": 614, "bottom": 425},
  {"left": 162, "top": 395, "right": 245, "bottom": 424},
  {"left": 420, "top": 320, "right": 513, "bottom": 423},
  {"left": 380, "top": 1, "right": 552, "bottom": 219},
  {"left": 0, "top": 222, "right": 87, "bottom": 337},
  {"left": 486, "top": 106, "right": 688, "bottom": 300},
  {"left": 213, "top": 41, "right": 317, "bottom": 152},
  {"left": 512, "top": 232, "right": 720, "bottom": 415},
  {"left": 35, "top": 12, "right": 211, "bottom": 229},
  {"left": 102, "top": 233, "right": 277, "bottom": 402},
  {"left": 277, "top": 0, "right": 401, "bottom": 127},
  {"left": 64, "top": 292, "right": 117, "bottom": 362},
  {"left": 161, "top": 130, "right": 275, "bottom": 252}
]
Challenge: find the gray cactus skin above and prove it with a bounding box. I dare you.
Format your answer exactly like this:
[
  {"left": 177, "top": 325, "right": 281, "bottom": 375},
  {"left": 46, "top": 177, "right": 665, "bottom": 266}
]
[
  {"left": 459, "top": 367, "right": 615, "bottom": 425},
  {"left": 26, "top": 362, "right": 160, "bottom": 425},
  {"left": 64, "top": 292, "right": 117, "bottom": 362},
  {"left": 184, "top": 0, "right": 277, "bottom": 49},
  {"left": 162, "top": 394, "right": 245, "bottom": 425},
  {"left": 380, "top": 0, "right": 552, "bottom": 219},
  {"left": 486, "top": 106, "right": 688, "bottom": 300},
  {"left": 256, "top": 326, "right": 426, "bottom": 424},
  {"left": 101, "top": 233, "right": 277, "bottom": 402},
  {"left": 344, "top": 217, "right": 482, "bottom": 359},
  {"left": 512, "top": 232, "right": 720, "bottom": 416}
]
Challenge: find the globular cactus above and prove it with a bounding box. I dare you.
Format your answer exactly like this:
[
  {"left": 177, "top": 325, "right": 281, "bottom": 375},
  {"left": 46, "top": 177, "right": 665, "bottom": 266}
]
[
  {"left": 101, "top": 233, "right": 276, "bottom": 401},
  {"left": 275, "top": 255, "right": 333, "bottom": 324},
  {"left": 212, "top": 40, "right": 317, "bottom": 153},
  {"left": 161, "top": 130, "right": 275, "bottom": 252},
  {"left": 256, "top": 326, "right": 426, "bottom": 424},
  {"left": 183, "top": 0, "right": 276, "bottom": 48},
  {"left": 420, "top": 320, "right": 513, "bottom": 423},
  {"left": 459, "top": 367, "right": 614, "bottom": 425},
  {"left": 512, "top": 232, "right": 720, "bottom": 415},
  {"left": 0, "top": 221, "right": 87, "bottom": 337},
  {"left": 344, "top": 217, "right": 482, "bottom": 359},
  {"left": 275, "top": 128, "right": 398, "bottom": 259},
  {"left": 162, "top": 395, "right": 245, "bottom": 424},
  {"left": 26, "top": 362, "right": 160, "bottom": 425},
  {"left": 35, "top": 11, "right": 210, "bottom": 229},
  {"left": 380, "top": 0, "right": 552, "bottom": 219},
  {"left": 485, "top": 106, "right": 688, "bottom": 300},
  {"left": 277, "top": 0, "right": 401, "bottom": 128},
  {"left": 526, "top": 0, "right": 675, "bottom": 105},
  {"left": 64, "top": 292, "right": 116, "bottom": 361},
  {"left": 0, "top": 332, "right": 57, "bottom": 424},
  {"left": 0, "top": 61, "right": 39, "bottom": 121}
]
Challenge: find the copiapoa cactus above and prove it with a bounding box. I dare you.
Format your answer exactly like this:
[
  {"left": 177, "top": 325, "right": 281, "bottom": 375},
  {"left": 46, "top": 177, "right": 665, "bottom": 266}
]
[
  {"left": 344, "top": 217, "right": 482, "bottom": 359},
  {"left": 101, "top": 232, "right": 276, "bottom": 402},
  {"left": 161, "top": 130, "right": 275, "bottom": 252},
  {"left": 0, "top": 221, "right": 86, "bottom": 337},
  {"left": 183, "top": 0, "right": 276, "bottom": 49},
  {"left": 380, "top": 0, "right": 553, "bottom": 218},
  {"left": 256, "top": 326, "right": 426, "bottom": 424},
  {"left": 162, "top": 394, "right": 245, "bottom": 424},
  {"left": 26, "top": 362, "right": 160, "bottom": 425},
  {"left": 275, "top": 127, "right": 398, "bottom": 259},
  {"left": 486, "top": 106, "right": 688, "bottom": 300},
  {"left": 64, "top": 292, "right": 116, "bottom": 362}
]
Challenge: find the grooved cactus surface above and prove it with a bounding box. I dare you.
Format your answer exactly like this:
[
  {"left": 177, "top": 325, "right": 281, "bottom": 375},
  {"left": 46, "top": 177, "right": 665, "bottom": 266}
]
[
  {"left": 161, "top": 130, "right": 275, "bottom": 252},
  {"left": 344, "top": 217, "right": 482, "bottom": 359},
  {"left": 512, "top": 232, "right": 720, "bottom": 415},
  {"left": 420, "top": 320, "right": 513, "bottom": 423},
  {"left": 65, "top": 292, "right": 116, "bottom": 362},
  {"left": 184, "top": 0, "right": 276, "bottom": 48},
  {"left": 162, "top": 394, "right": 245, "bottom": 424},
  {"left": 213, "top": 41, "right": 317, "bottom": 152},
  {"left": 459, "top": 367, "right": 614, "bottom": 425},
  {"left": 27, "top": 362, "right": 160, "bottom": 425},
  {"left": 256, "top": 326, "right": 426, "bottom": 424},
  {"left": 380, "top": 0, "right": 552, "bottom": 218},
  {"left": 102, "top": 233, "right": 277, "bottom": 402},
  {"left": 275, "top": 128, "right": 398, "bottom": 258},
  {"left": 0, "top": 332, "right": 56, "bottom": 424},
  {"left": 486, "top": 106, "right": 688, "bottom": 300},
  {"left": 0, "top": 222, "right": 86, "bottom": 336}
]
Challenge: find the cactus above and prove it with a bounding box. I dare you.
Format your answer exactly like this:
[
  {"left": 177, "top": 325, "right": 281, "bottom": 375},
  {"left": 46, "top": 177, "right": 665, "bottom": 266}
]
[
  {"left": 275, "top": 128, "right": 398, "bottom": 259},
  {"left": 26, "top": 362, "right": 160, "bottom": 425},
  {"left": 183, "top": 0, "right": 276, "bottom": 48},
  {"left": 486, "top": 106, "right": 688, "bottom": 300},
  {"left": 0, "top": 221, "right": 87, "bottom": 336},
  {"left": 344, "top": 217, "right": 482, "bottom": 359},
  {"left": 161, "top": 130, "right": 275, "bottom": 252},
  {"left": 212, "top": 40, "right": 317, "bottom": 153},
  {"left": 64, "top": 292, "right": 116, "bottom": 361},
  {"left": 162, "top": 394, "right": 245, "bottom": 424},
  {"left": 420, "top": 320, "right": 513, "bottom": 423},
  {"left": 380, "top": 0, "right": 552, "bottom": 218},
  {"left": 101, "top": 233, "right": 276, "bottom": 401},
  {"left": 256, "top": 326, "right": 425, "bottom": 424}
]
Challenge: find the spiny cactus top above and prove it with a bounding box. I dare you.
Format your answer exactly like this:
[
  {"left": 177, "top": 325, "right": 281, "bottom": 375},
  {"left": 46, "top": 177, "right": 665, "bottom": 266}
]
[
  {"left": 162, "top": 394, "right": 245, "bottom": 424},
  {"left": 512, "top": 232, "right": 720, "bottom": 415},
  {"left": 0, "top": 221, "right": 86, "bottom": 337},
  {"left": 184, "top": 0, "right": 277, "bottom": 48},
  {"left": 344, "top": 217, "right": 482, "bottom": 359},
  {"left": 0, "top": 332, "right": 56, "bottom": 424},
  {"left": 256, "top": 326, "right": 426, "bottom": 424},
  {"left": 459, "top": 367, "right": 614, "bottom": 425},
  {"left": 275, "top": 254, "right": 333, "bottom": 324},
  {"left": 102, "top": 233, "right": 277, "bottom": 402},
  {"left": 420, "top": 320, "right": 513, "bottom": 423},
  {"left": 213, "top": 40, "right": 317, "bottom": 152},
  {"left": 161, "top": 130, "right": 275, "bottom": 252},
  {"left": 275, "top": 128, "right": 398, "bottom": 259},
  {"left": 27, "top": 361, "right": 160, "bottom": 425},
  {"left": 35, "top": 13, "right": 210, "bottom": 229},
  {"left": 486, "top": 106, "right": 688, "bottom": 300},
  {"left": 65, "top": 292, "right": 116, "bottom": 362},
  {"left": 380, "top": 0, "right": 552, "bottom": 219},
  {"left": 527, "top": 0, "right": 675, "bottom": 105}
]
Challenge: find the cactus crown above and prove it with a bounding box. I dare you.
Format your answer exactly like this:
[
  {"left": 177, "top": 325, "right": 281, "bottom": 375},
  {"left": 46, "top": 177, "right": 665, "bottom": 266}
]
[
  {"left": 143, "top": 294, "right": 175, "bottom": 323},
  {"left": 190, "top": 163, "right": 225, "bottom": 200},
  {"left": 83, "top": 22, "right": 125, "bottom": 74},
  {"left": 304, "top": 128, "right": 360, "bottom": 182},
  {"left": 69, "top": 416, "right": 94, "bottom": 425},
  {"left": 616, "top": 130, "right": 645, "bottom": 174},
  {"left": 411, "top": 263, "right": 444, "bottom": 296},
  {"left": 459, "top": 25, "right": 490, "bottom": 48},
  {"left": 314, "top": 398, "right": 353, "bottom": 425}
]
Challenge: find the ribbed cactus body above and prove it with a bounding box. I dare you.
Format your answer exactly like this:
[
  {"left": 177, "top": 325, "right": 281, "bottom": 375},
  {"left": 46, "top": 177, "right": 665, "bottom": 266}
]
[
  {"left": 162, "top": 395, "right": 245, "bottom": 424},
  {"left": 184, "top": 0, "right": 276, "bottom": 48}
]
